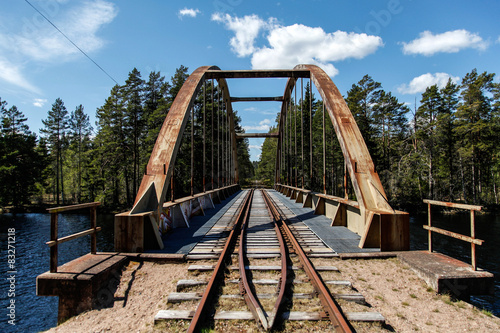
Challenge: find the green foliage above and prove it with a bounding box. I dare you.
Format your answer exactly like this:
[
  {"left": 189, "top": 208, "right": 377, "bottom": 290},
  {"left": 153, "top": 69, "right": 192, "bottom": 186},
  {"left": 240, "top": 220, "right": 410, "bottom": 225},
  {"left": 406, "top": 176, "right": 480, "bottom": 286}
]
[
  {"left": 3, "top": 66, "right": 500, "bottom": 209},
  {"left": 0, "top": 99, "right": 46, "bottom": 206},
  {"left": 40, "top": 98, "right": 69, "bottom": 205},
  {"left": 256, "top": 125, "right": 278, "bottom": 187}
]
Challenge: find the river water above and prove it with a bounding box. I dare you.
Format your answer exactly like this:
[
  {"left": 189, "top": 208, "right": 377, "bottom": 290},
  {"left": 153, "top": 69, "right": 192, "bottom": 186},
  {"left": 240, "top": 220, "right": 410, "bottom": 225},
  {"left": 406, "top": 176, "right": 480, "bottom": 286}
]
[
  {"left": 0, "top": 213, "right": 115, "bottom": 332},
  {"left": 0, "top": 210, "right": 498, "bottom": 332}
]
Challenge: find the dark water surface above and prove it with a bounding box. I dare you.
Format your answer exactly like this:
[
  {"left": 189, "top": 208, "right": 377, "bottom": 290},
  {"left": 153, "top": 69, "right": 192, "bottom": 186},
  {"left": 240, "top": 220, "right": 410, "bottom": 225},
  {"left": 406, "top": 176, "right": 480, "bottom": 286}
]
[
  {"left": 0, "top": 213, "right": 115, "bottom": 332},
  {"left": 0, "top": 210, "right": 498, "bottom": 332},
  {"left": 409, "top": 211, "right": 500, "bottom": 316}
]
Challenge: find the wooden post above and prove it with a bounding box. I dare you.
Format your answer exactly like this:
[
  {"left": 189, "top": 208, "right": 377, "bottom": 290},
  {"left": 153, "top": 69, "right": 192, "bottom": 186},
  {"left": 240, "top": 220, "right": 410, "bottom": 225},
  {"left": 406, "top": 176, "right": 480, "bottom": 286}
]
[
  {"left": 428, "top": 202, "right": 432, "bottom": 253},
  {"left": 90, "top": 206, "right": 97, "bottom": 254},
  {"left": 301, "top": 77, "right": 304, "bottom": 189},
  {"left": 471, "top": 209, "right": 476, "bottom": 271},
  {"left": 322, "top": 100, "right": 326, "bottom": 194},
  {"left": 50, "top": 213, "right": 58, "bottom": 273}
]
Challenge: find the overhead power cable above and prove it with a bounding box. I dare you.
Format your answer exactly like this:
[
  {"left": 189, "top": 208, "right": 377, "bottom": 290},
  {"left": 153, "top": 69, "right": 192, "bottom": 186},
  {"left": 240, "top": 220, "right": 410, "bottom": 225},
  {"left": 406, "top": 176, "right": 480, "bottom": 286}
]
[{"left": 25, "top": 0, "right": 119, "bottom": 85}]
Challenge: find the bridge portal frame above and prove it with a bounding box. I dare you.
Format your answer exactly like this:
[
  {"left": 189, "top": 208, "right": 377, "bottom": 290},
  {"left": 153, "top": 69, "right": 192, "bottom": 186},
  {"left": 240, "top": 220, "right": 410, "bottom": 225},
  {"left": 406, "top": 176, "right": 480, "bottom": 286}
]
[{"left": 116, "top": 65, "right": 409, "bottom": 252}]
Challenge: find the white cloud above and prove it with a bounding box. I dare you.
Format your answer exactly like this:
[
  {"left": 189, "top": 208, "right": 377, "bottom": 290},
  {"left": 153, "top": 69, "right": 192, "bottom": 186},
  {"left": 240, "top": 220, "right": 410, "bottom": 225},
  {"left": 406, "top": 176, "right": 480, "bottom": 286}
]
[
  {"left": 397, "top": 73, "right": 460, "bottom": 95},
  {"left": 243, "top": 118, "right": 272, "bottom": 131},
  {"left": 212, "top": 14, "right": 383, "bottom": 76},
  {"left": 0, "top": 0, "right": 117, "bottom": 92},
  {"left": 212, "top": 13, "right": 274, "bottom": 57},
  {"left": 402, "top": 29, "right": 488, "bottom": 56},
  {"left": 249, "top": 144, "right": 263, "bottom": 150},
  {"left": 13, "top": 0, "right": 117, "bottom": 61},
  {"left": 178, "top": 8, "right": 201, "bottom": 18},
  {"left": 497, "top": 36, "right": 500, "bottom": 44},
  {"left": 0, "top": 58, "right": 40, "bottom": 94},
  {"left": 33, "top": 98, "right": 48, "bottom": 108}
]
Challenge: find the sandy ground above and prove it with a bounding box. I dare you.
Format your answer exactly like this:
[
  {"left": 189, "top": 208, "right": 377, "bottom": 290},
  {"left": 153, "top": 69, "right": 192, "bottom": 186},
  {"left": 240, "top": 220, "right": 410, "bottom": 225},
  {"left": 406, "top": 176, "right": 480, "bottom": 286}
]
[
  {"left": 44, "top": 257, "right": 500, "bottom": 333},
  {"left": 44, "top": 261, "right": 186, "bottom": 333},
  {"left": 337, "top": 258, "right": 500, "bottom": 332}
]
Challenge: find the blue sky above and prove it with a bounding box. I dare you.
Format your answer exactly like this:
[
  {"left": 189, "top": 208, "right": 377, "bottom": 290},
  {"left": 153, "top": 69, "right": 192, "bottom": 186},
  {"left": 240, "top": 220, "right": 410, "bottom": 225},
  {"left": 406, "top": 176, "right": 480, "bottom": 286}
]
[{"left": 1, "top": 0, "right": 499, "bottom": 161}]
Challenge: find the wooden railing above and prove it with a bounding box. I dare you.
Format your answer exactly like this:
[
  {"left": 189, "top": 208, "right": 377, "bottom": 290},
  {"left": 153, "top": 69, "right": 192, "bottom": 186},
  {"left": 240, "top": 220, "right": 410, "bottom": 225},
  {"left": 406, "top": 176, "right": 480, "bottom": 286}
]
[
  {"left": 423, "top": 199, "right": 484, "bottom": 270},
  {"left": 46, "top": 202, "right": 101, "bottom": 273}
]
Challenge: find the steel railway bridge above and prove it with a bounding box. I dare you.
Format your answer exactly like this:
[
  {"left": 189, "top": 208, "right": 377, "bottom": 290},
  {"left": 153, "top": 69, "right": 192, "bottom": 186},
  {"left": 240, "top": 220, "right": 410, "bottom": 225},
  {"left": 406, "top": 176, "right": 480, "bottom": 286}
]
[{"left": 115, "top": 64, "right": 409, "bottom": 253}]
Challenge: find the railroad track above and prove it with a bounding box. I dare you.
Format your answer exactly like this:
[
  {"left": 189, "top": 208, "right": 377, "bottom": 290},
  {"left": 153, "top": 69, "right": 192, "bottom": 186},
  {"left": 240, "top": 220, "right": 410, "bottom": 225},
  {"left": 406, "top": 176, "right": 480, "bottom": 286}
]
[{"left": 155, "top": 189, "right": 385, "bottom": 332}]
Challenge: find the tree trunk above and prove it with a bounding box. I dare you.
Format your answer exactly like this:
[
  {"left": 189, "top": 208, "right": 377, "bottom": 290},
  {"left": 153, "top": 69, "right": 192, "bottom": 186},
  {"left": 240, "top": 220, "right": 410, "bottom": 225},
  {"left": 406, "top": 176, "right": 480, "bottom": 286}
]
[
  {"left": 56, "top": 148, "right": 60, "bottom": 205},
  {"left": 60, "top": 148, "right": 65, "bottom": 205},
  {"left": 492, "top": 170, "right": 498, "bottom": 204},
  {"left": 459, "top": 154, "right": 466, "bottom": 201},
  {"left": 472, "top": 158, "right": 476, "bottom": 203},
  {"left": 429, "top": 151, "right": 433, "bottom": 200}
]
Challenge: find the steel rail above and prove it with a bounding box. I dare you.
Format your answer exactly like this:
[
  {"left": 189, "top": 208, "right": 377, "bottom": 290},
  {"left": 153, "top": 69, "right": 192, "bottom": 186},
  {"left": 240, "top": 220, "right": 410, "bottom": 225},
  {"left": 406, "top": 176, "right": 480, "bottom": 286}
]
[
  {"left": 261, "top": 189, "right": 289, "bottom": 330},
  {"left": 187, "top": 190, "right": 252, "bottom": 333},
  {"left": 238, "top": 189, "right": 270, "bottom": 329},
  {"left": 261, "top": 190, "right": 353, "bottom": 333}
]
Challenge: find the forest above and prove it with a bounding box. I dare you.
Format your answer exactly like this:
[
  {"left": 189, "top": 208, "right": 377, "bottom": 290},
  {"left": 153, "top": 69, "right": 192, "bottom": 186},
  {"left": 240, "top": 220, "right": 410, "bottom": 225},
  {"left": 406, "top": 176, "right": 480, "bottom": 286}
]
[
  {"left": 1, "top": 67, "right": 499, "bottom": 210},
  {"left": 0, "top": 65, "right": 254, "bottom": 210},
  {"left": 256, "top": 69, "right": 500, "bottom": 208}
]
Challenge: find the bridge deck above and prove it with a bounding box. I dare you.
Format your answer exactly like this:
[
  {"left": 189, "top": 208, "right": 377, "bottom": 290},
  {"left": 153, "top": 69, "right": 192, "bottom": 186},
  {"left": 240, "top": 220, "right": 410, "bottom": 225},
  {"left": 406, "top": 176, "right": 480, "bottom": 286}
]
[
  {"left": 152, "top": 191, "right": 244, "bottom": 254},
  {"left": 150, "top": 189, "right": 377, "bottom": 255},
  {"left": 267, "top": 190, "right": 379, "bottom": 254}
]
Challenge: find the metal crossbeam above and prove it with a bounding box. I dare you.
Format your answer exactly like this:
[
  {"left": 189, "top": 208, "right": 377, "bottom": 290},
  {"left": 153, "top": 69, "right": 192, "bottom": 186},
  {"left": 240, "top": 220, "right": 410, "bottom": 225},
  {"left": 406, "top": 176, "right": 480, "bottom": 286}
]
[
  {"left": 236, "top": 133, "right": 279, "bottom": 138},
  {"left": 205, "top": 69, "right": 310, "bottom": 79},
  {"left": 230, "top": 96, "right": 283, "bottom": 102}
]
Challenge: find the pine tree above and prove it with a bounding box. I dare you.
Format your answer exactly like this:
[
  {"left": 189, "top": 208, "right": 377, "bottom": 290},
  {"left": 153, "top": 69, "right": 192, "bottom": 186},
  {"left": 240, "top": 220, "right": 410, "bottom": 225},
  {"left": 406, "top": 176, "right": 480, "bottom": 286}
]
[
  {"left": 94, "top": 85, "right": 128, "bottom": 206},
  {"left": 455, "top": 69, "right": 496, "bottom": 203},
  {"left": 372, "top": 91, "right": 409, "bottom": 198},
  {"left": 257, "top": 124, "right": 278, "bottom": 187},
  {"left": 0, "top": 101, "right": 44, "bottom": 205},
  {"left": 346, "top": 75, "right": 381, "bottom": 159},
  {"left": 437, "top": 79, "right": 459, "bottom": 200},
  {"left": 416, "top": 85, "right": 441, "bottom": 199},
  {"left": 68, "top": 105, "right": 93, "bottom": 202},
  {"left": 144, "top": 71, "right": 171, "bottom": 160},
  {"left": 123, "top": 68, "right": 145, "bottom": 199},
  {"left": 41, "top": 98, "right": 69, "bottom": 205}
]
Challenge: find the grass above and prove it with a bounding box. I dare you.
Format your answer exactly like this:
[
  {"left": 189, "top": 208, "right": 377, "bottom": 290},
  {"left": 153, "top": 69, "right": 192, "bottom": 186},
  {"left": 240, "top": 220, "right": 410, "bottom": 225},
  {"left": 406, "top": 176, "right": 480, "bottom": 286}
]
[
  {"left": 200, "top": 328, "right": 215, "bottom": 333},
  {"left": 402, "top": 301, "right": 410, "bottom": 306},
  {"left": 410, "top": 293, "right": 417, "bottom": 299},
  {"left": 375, "top": 295, "right": 384, "bottom": 301},
  {"left": 481, "top": 309, "right": 493, "bottom": 317},
  {"left": 441, "top": 294, "right": 454, "bottom": 306}
]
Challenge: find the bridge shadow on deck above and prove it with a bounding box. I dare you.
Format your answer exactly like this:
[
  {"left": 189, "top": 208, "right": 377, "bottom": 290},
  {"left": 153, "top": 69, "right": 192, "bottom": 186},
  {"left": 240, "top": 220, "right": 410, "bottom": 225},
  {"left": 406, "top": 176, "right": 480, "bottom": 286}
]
[
  {"left": 268, "top": 189, "right": 380, "bottom": 254},
  {"left": 147, "top": 191, "right": 243, "bottom": 254}
]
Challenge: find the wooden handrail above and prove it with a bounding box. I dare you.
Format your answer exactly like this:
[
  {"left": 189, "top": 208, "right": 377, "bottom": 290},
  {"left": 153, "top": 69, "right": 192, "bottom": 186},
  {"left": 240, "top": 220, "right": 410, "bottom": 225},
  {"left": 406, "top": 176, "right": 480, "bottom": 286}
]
[
  {"left": 277, "top": 183, "right": 359, "bottom": 209},
  {"left": 162, "top": 184, "right": 238, "bottom": 209},
  {"left": 47, "top": 202, "right": 101, "bottom": 273},
  {"left": 423, "top": 225, "right": 484, "bottom": 245},
  {"left": 424, "top": 199, "right": 483, "bottom": 270},
  {"left": 47, "top": 201, "right": 100, "bottom": 213},
  {"left": 423, "top": 199, "right": 481, "bottom": 211},
  {"left": 46, "top": 227, "right": 102, "bottom": 247}
]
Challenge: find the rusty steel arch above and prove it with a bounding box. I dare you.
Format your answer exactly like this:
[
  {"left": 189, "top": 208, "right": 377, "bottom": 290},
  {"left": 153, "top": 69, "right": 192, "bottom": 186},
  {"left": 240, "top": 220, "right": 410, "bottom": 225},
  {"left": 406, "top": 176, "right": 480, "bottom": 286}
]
[
  {"left": 117, "top": 64, "right": 408, "bottom": 252},
  {"left": 130, "top": 66, "right": 239, "bottom": 216},
  {"left": 275, "top": 64, "right": 408, "bottom": 250}
]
